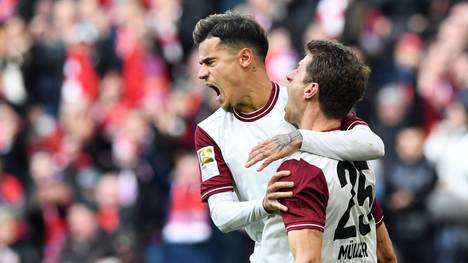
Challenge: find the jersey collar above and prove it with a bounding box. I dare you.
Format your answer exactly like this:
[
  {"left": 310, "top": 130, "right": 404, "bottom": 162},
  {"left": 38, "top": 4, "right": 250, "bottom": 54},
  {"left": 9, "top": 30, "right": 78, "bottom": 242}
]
[{"left": 232, "top": 82, "right": 280, "bottom": 122}]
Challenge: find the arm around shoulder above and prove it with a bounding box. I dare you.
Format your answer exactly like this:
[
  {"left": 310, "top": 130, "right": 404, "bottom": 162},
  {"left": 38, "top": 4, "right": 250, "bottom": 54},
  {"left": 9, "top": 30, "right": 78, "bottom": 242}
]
[
  {"left": 351, "top": 125, "right": 385, "bottom": 159},
  {"left": 300, "top": 124, "right": 385, "bottom": 161}
]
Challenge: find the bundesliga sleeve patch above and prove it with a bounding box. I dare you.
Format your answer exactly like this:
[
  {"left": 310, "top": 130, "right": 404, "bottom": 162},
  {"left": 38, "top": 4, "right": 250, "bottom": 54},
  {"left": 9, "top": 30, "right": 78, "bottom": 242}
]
[{"left": 197, "top": 146, "right": 220, "bottom": 181}]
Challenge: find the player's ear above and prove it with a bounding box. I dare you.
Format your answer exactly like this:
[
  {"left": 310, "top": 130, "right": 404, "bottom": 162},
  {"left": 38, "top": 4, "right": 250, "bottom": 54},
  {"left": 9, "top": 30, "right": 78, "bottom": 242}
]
[
  {"left": 304, "top": 82, "right": 319, "bottom": 100},
  {"left": 239, "top": 48, "right": 254, "bottom": 68}
]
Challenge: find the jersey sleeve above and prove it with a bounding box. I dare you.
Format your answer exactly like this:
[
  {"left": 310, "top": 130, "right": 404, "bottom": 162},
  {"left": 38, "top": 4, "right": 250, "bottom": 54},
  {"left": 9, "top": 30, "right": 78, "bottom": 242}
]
[
  {"left": 341, "top": 112, "right": 368, "bottom": 130},
  {"left": 372, "top": 199, "right": 384, "bottom": 226},
  {"left": 277, "top": 159, "right": 329, "bottom": 233},
  {"left": 299, "top": 112, "right": 384, "bottom": 161},
  {"left": 195, "top": 126, "right": 234, "bottom": 202}
]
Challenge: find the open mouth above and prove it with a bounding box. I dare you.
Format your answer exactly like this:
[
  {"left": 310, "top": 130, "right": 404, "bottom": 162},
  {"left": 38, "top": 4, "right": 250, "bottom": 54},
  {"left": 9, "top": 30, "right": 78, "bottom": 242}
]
[{"left": 207, "top": 84, "right": 221, "bottom": 96}]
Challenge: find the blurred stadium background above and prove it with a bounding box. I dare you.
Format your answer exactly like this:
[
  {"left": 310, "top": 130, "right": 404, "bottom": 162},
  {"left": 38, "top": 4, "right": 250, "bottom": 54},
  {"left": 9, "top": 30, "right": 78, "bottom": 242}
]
[{"left": 0, "top": 0, "right": 467, "bottom": 262}]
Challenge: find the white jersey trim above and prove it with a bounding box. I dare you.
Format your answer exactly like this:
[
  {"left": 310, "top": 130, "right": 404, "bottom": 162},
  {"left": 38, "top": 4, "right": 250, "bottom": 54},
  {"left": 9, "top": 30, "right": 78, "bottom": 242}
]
[
  {"left": 286, "top": 223, "right": 325, "bottom": 231},
  {"left": 232, "top": 83, "right": 279, "bottom": 121},
  {"left": 346, "top": 120, "right": 368, "bottom": 130},
  {"left": 375, "top": 215, "right": 384, "bottom": 225},
  {"left": 200, "top": 186, "right": 234, "bottom": 200}
]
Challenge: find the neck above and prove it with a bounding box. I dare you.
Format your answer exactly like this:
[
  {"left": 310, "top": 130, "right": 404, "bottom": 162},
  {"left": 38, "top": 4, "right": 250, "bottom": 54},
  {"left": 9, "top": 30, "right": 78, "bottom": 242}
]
[
  {"left": 234, "top": 69, "right": 272, "bottom": 113},
  {"left": 299, "top": 106, "right": 341, "bottom": 132}
]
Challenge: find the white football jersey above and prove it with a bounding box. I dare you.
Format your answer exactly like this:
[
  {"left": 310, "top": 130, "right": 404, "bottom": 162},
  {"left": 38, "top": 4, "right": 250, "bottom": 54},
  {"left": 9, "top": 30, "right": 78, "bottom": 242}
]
[
  {"left": 278, "top": 152, "right": 384, "bottom": 263},
  {"left": 195, "top": 83, "right": 377, "bottom": 262},
  {"left": 195, "top": 83, "right": 294, "bottom": 262}
]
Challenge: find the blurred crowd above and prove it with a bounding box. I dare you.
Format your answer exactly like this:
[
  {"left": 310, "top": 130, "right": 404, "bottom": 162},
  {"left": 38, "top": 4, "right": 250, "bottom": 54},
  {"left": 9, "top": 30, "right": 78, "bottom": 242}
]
[{"left": 0, "top": 0, "right": 467, "bottom": 262}]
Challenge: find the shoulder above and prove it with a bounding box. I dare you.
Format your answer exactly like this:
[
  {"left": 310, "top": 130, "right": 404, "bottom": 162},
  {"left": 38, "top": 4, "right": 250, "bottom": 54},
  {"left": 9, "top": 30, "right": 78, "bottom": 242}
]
[
  {"left": 281, "top": 152, "right": 335, "bottom": 172},
  {"left": 341, "top": 112, "right": 368, "bottom": 130},
  {"left": 277, "top": 152, "right": 301, "bottom": 171},
  {"left": 278, "top": 154, "right": 328, "bottom": 187},
  {"left": 279, "top": 154, "right": 330, "bottom": 233},
  {"left": 198, "top": 108, "right": 228, "bottom": 130},
  {"left": 195, "top": 108, "right": 230, "bottom": 145}
]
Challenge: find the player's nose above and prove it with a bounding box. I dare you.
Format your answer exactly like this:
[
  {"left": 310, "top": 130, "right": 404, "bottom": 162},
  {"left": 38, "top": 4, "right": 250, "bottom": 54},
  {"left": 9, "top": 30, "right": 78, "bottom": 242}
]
[
  {"left": 198, "top": 66, "right": 208, "bottom": 80},
  {"left": 286, "top": 72, "right": 293, "bottom": 83}
]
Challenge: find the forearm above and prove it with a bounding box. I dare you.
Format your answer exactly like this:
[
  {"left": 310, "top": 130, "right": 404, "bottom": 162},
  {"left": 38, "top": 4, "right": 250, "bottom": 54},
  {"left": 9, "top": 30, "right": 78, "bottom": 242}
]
[
  {"left": 207, "top": 192, "right": 269, "bottom": 233},
  {"left": 294, "top": 256, "right": 321, "bottom": 263},
  {"left": 300, "top": 125, "right": 385, "bottom": 161},
  {"left": 288, "top": 229, "right": 323, "bottom": 263},
  {"left": 376, "top": 223, "right": 397, "bottom": 263}
]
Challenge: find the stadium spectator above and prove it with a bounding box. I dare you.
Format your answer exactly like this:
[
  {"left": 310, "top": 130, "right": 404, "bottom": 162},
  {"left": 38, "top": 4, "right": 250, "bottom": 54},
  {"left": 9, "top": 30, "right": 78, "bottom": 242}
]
[
  {"left": 59, "top": 203, "right": 118, "bottom": 263},
  {"left": 384, "top": 127, "right": 437, "bottom": 263},
  {"left": 425, "top": 91, "right": 468, "bottom": 263},
  {"left": 26, "top": 150, "right": 73, "bottom": 262},
  {"left": 0, "top": 206, "right": 40, "bottom": 263},
  {"left": 162, "top": 153, "right": 213, "bottom": 263}
]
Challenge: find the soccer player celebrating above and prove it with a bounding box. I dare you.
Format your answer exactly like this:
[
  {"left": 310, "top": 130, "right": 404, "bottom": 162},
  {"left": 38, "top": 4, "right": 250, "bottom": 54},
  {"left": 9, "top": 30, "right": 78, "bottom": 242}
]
[
  {"left": 193, "top": 11, "right": 386, "bottom": 262},
  {"left": 272, "top": 40, "right": 396, "bottom": 263}
]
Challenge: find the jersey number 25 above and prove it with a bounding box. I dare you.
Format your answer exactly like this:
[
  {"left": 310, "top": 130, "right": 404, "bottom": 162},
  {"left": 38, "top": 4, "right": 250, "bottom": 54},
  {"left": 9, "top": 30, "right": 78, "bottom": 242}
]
[{"left": 333, "top": 161, "right": 374, "bottom": 240}]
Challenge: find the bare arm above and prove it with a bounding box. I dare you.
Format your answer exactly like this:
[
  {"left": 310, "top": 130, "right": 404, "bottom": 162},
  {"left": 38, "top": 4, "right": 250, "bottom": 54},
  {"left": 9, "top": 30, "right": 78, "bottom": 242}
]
[
  {"left": 376, "top": 222, "right": 397, "bottom": 263},
  {"left": 288, "top": 229, "right": 323, "bottom": 263}
]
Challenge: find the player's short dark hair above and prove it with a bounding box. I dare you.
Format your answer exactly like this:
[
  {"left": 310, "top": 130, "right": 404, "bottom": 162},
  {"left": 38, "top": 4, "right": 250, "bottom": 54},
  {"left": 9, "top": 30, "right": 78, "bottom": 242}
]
[
  {"left": 192, "top": 11, "right": 269, "bottom": 61},
  {"left": 304, "top": 40, "right": 370, "bottom": 119}
]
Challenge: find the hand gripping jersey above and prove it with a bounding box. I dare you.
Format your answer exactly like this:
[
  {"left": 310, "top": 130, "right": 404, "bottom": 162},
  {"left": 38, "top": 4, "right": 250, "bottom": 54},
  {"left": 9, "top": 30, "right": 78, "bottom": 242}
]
[
  {"left": 278, "top": 152, "right": 384, "bottom": 263},
  {"left": 195, "top": 83, "right": 379, "bottom": 262}
]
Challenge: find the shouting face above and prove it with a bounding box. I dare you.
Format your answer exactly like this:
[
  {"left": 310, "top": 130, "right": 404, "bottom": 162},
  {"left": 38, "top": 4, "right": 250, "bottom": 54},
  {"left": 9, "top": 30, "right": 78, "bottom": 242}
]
[{"left": 197, "top": 37, "right": 245, "bottom": 110}]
